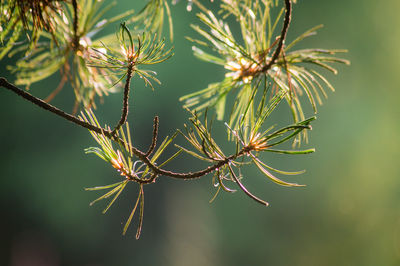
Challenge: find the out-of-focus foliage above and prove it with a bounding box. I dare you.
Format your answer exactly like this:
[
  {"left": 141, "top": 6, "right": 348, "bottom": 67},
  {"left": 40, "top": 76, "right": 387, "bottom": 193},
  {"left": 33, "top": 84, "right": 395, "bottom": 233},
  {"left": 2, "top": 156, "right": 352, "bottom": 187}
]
[
  {"left": 1, "top": 0, "right": 136, "bottom": 108},
  {"left": 0, "top": 0, "right": 72, "bottom": 58},
  {"left": 1, "top": 0, "right": 135, "bottom": 108},
  {"left": 130, "top": 0, "right": 174, "bottom": 40}
]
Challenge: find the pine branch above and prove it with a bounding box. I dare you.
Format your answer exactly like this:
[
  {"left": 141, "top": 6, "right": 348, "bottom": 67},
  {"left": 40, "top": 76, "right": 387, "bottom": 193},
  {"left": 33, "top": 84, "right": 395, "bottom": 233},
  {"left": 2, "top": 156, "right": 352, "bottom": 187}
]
[
  {"left": 0, "top": 78, "right": 270, "bottom": 182},
  {"left": 0, "top": 0, "right": 345, "bottom": 238},
  {"left": 0, "top": 77, "right": 104, "bottom": 134}
]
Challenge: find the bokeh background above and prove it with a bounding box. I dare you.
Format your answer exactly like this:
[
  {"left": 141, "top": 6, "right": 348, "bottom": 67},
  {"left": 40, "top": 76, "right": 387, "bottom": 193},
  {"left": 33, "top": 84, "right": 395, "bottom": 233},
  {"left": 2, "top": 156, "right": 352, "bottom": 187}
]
[{"left": 1, "top": 0, "right": 400, "bottom": 265}]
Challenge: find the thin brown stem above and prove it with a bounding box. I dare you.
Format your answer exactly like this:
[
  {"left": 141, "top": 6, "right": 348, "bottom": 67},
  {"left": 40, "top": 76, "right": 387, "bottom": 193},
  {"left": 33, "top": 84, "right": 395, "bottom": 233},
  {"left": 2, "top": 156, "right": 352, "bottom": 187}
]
[
  {"left": 261, "top": 0, "right": 292, "bottom": 73},
  {"left": 71, "top": 0, "right": 79, "bottom": 50},
  {"left": 145, "top": 116, "right": 159, "bottom": 157},
  {"left": 111, "top": 64, "right": 134, "bottom": 136},
  {"left": 0, "top": 77, "right": 107, "bottom": 134},
  {"left": 136, "top": 150, "right": 246, "bottom": 180}
]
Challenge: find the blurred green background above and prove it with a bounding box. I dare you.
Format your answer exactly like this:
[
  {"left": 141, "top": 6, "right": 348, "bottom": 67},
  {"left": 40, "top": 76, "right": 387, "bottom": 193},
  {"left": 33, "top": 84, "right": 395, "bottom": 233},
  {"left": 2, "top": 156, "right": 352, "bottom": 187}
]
[{"left": 1, "top": 0, "right": 400, "bottom": 265}]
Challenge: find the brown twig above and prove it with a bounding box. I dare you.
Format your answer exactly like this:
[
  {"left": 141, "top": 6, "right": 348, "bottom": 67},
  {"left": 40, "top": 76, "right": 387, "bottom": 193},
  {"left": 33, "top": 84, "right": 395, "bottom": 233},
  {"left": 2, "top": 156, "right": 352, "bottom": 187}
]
[
  {"left": 111, "top": 64, "right": 134, "bottom": 136},
  {"left": 145, "top": 116, "right": 159, "bottom": 157},
  {"left": 71, "top": 0, "right": 79, "bottom": 50},
  {"left": 0, "top": 77, "right": 106, "bottom": 134},
  {"left": 261, "top": 0, "right": 292, "bottom": 73}
]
